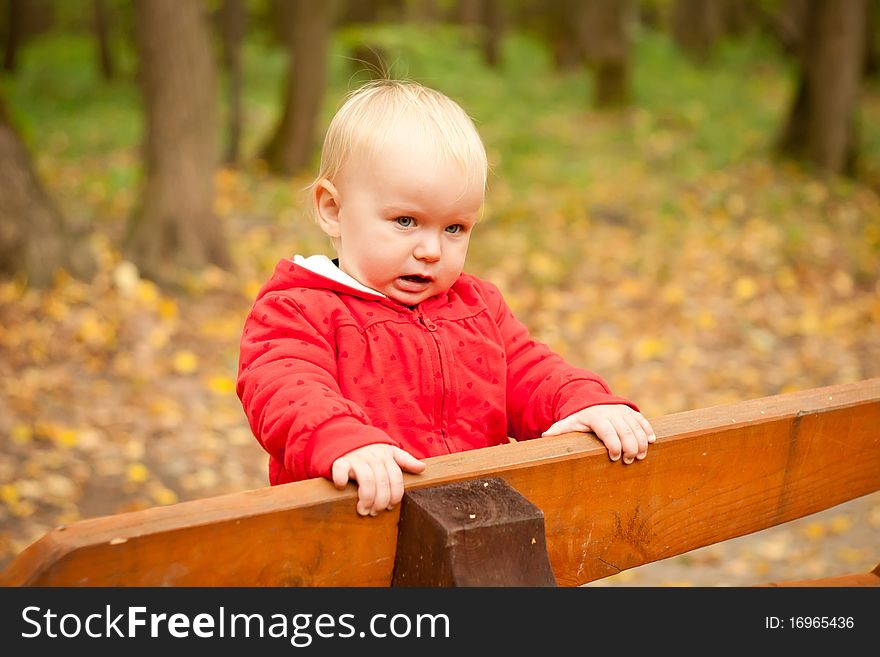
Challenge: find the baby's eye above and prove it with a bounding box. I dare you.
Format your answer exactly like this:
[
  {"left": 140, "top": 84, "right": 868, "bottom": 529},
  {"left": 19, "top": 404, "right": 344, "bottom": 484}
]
[
  {"left": 445, "top": 224, "right": 464, "bottom": 234},
  {"left": 395, "top": 216, "right": 415, "bottom": 228}
]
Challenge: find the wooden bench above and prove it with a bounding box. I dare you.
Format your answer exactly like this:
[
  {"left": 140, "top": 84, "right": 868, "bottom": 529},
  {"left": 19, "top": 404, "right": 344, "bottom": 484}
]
[{"left": 1, "top": 378, "right": 878, "bottom": 587}]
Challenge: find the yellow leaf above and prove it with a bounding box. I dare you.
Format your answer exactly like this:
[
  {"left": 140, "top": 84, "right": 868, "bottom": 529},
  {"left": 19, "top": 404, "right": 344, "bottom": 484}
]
[
  {"left": 733, "top": 276, "right": 758, "bottom": 301},
  {"left": 149, "top": 326, "right": 170, "bottom": 349},
  {"left": 527, "top": 252, "right": 563, "bottom": 283},
  {"left": 634, "top": 337, "right": 666, "bottom": 361},
  {"left": 801, "top": 522, "right": 825, "bottom": 540},
  {"left": 206, "top": 375, "right": 236, "bottom": 395},
  {"left": 55, "top": 509, "right": 82, "bottom": 526},
  {"left": 11, "top": 423, "right": 32, "bottom": 445},
  {"left": 696, "top": 311, "right": 716, "bottom": 330},
  {"left": 243, "top": 280, "right": 263, "bottom": 301},
  {"left": 56, "top": 428, "right": 78, "bottom": 448},
  {"left": 137, "top": 280, "right": 160, "bottom": 306},
  {"left": 9, "top": 499, "right": 36, "bottom": 518},
  {"left": 798, "top": 312, "right": 821, "bottom": 335},
  {"left": 831, "top": 270, "right": 853, "bottom": 296},
  {"left": 127, "top": 463, "right": 149, "bottom": 484},
  {"left": 172, "top": 350, "right": 199, "bottom": 374},
  {"left": 151, "top": 486, "right": 178, "bottom": 506},
  {"left": 0, "top": 484, "right": 19, "bottom": 505},
  {"left": 563, "top": 312, "right": 586, "bottom": 335},
  {"left": 76, "top": 311, "right": 116, "bottom": 348},
  {"left": 775, "top": 267, "right": 797, "bottom": 291},
  {"left": 158, "top": 298, "right": 178, "bottom": 322},
  {"left": 0, "top": 280, "right": 24, "bottom": 303},
  {"left": 660, "top": 284, "right": 684, "bottom": 305},
  {"left": 147, "top": 397, "right": 181, "bottom": 420},
  {"left": 835, "top": 547, "right": 870, "bottom": 565},
  {"left": 199, "top": 316, "right": 243, "bottom": 340},
  {"left": 44, "top": 296, "right": 69, "bottom": 320},
  {"left": 752, "top": 561, "right": 771, "bottom": 578},
  {"left": 34, "top": 421, "right": 77, "bottom": 448},
  {"left": 828, "top": 515, "right": 852, "bottom": 535}
]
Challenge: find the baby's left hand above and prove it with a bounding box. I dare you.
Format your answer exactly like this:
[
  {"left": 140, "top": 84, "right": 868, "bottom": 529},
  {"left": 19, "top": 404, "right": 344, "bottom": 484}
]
[{"left": 542, "top": 404, "right": 656, "bottom": 464}]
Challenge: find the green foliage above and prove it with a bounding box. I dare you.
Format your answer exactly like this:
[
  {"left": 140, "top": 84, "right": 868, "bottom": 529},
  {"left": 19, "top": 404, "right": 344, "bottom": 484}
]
[{"left": 2, "top": 17, "right": 878, "bottom": 267}]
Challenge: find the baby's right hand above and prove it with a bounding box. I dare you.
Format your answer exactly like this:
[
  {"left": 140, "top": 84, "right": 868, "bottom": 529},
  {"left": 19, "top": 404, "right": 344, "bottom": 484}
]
[{"left": 331, "top": 444, "right": 426, "bottom": 516}]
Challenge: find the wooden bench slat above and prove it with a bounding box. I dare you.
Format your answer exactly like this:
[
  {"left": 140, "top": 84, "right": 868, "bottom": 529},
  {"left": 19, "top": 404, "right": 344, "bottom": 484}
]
[
  {"left": 1, "top": 378, "right": 878, "bottom": 587},
  {"left": 762, "top": 562, "right": 880, "bottom": 586}
]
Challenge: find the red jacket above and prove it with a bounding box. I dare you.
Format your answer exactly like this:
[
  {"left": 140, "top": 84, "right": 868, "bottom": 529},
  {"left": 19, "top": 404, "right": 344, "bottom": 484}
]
[{"left": 237, "top": 256, "right": 637, "bottom": 485}]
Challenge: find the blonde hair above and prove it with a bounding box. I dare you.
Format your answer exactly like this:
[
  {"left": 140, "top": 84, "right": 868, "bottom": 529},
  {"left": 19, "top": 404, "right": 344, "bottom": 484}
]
[{"left": 313, "top": 79, "right": 488, "bottom": 193}]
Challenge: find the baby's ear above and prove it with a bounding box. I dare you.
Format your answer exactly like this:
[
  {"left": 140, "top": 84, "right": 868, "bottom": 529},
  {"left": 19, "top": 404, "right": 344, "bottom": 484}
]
[{"left": 313, "top": 179, "right": 341, "bottom": 238}]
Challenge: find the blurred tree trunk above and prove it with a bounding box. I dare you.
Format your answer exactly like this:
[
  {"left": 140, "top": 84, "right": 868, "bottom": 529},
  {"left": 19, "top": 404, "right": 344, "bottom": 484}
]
[
  {"left": 260, "top": 0, "right": 338, "bottom": 175},
  {"left": 774, "top": 0, "right": 808, "bottom": 54},
  {"left": 0, "top": 94, "right": 94, "bottom": 286},
  {"left": 3, "top": 0, "right": 54, "bottom": 72},
  {"left": 340, "top": 0, "right": 383, "bottom": 24},
  {"left": 454, "top": 0, "right": 505, "bottom": 68},
  {"left": 339, "top": 0, "right": 391, "bottom": 79},
  {"left": 580, "top": 0, "right": 636, "bottom": 108},
  {"left": 3, "top": 0, "right": 21, "bottom": 72},
  {"left": 129, "top": 0, "right": 230, "bottom": 282},
  {"left": 218, "top": 0, "right": 245, "bottom": 165},
  {"left": 866, "top": 0, "right": 879, "bottom": 77},
  {"left": 778, "top": 0, "right": 866, "bottom": 176},
  {"left": 93, "top": 0, "right": 115, "bottom": 81},
  {"left": 671, "top": 0, "right": 724, "bottom": 64},
  {"left": 544, "top": 0, "right": 585, "bottom": 72}
]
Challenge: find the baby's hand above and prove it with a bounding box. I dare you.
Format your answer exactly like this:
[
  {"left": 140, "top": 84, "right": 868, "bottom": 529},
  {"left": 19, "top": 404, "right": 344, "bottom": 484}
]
[
  {"left": 542, "top": 404, "right": 656, "bottom": 464},
  {"left": 331, "top": 444, "right": 426, "bottom": 516}
]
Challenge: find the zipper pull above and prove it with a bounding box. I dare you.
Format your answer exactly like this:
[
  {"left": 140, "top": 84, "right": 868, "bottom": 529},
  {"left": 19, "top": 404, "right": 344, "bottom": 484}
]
[{"left": 418, "top": 311, "right": 438, "bottom": 331}]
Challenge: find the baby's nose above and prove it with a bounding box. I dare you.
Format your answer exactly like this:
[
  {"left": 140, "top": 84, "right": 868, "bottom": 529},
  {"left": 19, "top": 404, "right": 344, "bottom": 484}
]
[{"left": 414, "top": 235, "right": 441, "bottom": 261}]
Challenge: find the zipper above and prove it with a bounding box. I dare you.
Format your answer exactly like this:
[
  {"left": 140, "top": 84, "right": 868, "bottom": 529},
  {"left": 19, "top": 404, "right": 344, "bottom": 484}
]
[
  {"left": 415, "top": 309, "right": 452, "bottom": 451},
  {"left": 417, "top": 310, "right": 438, "bottom": 332}
]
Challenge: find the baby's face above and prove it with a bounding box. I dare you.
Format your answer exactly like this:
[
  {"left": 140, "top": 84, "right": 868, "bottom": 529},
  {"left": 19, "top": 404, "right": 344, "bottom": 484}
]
[{"left": 325, "top": 131, "right": 484, "bottom": 306}]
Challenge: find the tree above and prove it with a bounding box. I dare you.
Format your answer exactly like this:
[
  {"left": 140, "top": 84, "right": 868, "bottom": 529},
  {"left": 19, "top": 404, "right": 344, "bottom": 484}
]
[
  {"left": 93, "top": 0, "right": 115, "bottom": 81},
  {"left": 453, "top": 0, "right": 506, "bottom": 68},
  {"left": 866, "top": 0, "right": 879, "bottom": 77},
  {"left": 218, "top": 0, "right": 246, "bottom": 165},
  {"left": 515, "top": 0, "right": 634, "bottom": 107},
  {"left": 128, "top": 0, "right": 230, "bottom": 283},
  {"left": 0, "top": 93, "right": 93, "bottom": 286},
  {"left": 3, "top": 0, "right": 54, "bottom": 73},
  {"left": 260, "top": 0, "right": 338, "bottom": 175},
  {"left": 579, "top": 0, "right": 637, "bottom": 108},
  {"left": 670, "top": 0, "right": 757, "bottom": 64},
  {"left": 337, "top": 0, "right": 393, "bottom": 83},
  {"left": 671, "top": 0, "right": 724, "bottom": 64},
  {"left": 777, "top": 0, "right": 867, "bottom": 176}
]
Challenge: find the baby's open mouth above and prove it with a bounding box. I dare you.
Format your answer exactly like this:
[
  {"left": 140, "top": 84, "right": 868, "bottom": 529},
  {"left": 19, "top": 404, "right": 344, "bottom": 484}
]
[{"left": 401, "top": 275, "right": 431, "bottom": 283}]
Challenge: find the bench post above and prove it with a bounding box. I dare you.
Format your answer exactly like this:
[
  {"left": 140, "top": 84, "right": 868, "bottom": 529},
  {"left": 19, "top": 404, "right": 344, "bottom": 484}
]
[{"left": 391, "top": 477, "right": 557, "bottom": 587}]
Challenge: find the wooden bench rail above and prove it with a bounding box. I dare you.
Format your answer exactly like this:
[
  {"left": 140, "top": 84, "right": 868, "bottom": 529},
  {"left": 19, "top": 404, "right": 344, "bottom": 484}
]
[{"left": 1, "top": 378, "right": 878, "bottom": 587}]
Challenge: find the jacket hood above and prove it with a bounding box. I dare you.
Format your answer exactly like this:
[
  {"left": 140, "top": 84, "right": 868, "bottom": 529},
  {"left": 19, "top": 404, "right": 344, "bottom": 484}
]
[{"left": 257, "top": 255, "right": 386, "bottom": 302}]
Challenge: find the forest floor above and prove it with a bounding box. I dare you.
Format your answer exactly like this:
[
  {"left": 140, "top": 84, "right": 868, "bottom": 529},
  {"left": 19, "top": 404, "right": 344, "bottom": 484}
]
[
  {"left": 1, "top": 159, "right": 878, "bottom": 585},
  {"left": 1, "top": 27, "right": 879, "bottom": 585}
]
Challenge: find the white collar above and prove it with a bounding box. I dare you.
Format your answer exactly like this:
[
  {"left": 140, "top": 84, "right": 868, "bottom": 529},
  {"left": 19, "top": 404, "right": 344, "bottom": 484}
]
[{"left": 293, "top": 254, "right": 385, "bottom": 297}]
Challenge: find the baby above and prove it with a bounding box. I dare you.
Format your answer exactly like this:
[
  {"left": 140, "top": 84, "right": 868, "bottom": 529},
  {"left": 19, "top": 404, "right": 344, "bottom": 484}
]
[{"left": 237, "top": 80, "right": 654, "bottom": 516}]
